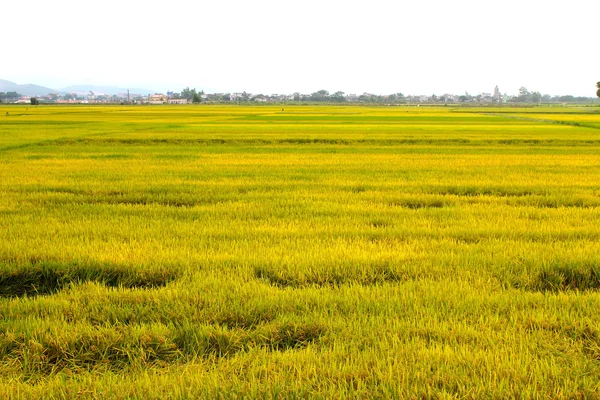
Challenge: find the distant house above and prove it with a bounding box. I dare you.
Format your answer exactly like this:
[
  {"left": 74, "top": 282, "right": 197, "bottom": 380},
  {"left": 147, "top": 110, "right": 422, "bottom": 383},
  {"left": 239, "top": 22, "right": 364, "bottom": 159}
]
[
  {"left": 56, "top": 99, "right": 88, "bottom": 104},
  {"left": 149, "top": 94, "right": 167, "bottom": 104},
  {"left": 231, "top": 93, "right": 245, "bottom": 101},
  {"left": 167, "top": 98, "right": 188, "bottom": 104},
  {"left": 133, "top": 96, "right": 148, "bottom": 104},
  {"left": 252, "top": 95, "right": 267, "bottom": 103}
]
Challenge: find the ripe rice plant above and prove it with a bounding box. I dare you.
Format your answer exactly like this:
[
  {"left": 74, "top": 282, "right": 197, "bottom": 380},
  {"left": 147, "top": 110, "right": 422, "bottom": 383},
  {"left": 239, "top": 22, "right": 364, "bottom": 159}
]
[{"left": 1, "top": 104, "right": 599, "bottom": 398}]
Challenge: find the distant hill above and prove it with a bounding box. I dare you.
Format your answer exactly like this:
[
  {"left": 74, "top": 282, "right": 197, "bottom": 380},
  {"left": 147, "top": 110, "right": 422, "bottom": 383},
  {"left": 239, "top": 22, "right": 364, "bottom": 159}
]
[
  {"left": 0, "top": 79, "right": 58, "bottom": 96},
  {"left": 0, "top": 80, "right": 155, "bottom": 97},
  {"left": 60, "top": 85, "right": 154, "bottom": 95}
]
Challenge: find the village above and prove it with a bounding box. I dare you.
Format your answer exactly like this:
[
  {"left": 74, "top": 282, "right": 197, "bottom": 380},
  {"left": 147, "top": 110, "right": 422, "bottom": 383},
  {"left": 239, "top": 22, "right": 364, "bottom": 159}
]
[{"left": 1, "top": 86, "right": 597, "bottom": 105}]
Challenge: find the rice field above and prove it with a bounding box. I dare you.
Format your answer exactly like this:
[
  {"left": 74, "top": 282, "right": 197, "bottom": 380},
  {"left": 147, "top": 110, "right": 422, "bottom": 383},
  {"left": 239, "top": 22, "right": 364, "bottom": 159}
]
[{"left": 1, "top": 104, "right": 600, "bottom": 398}]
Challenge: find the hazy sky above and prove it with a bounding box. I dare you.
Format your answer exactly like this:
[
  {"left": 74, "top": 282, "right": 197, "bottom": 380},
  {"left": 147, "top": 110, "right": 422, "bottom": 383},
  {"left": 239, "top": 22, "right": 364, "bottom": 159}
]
[{"left": 4, "top": 0, "right": 598, "bottom": 96}]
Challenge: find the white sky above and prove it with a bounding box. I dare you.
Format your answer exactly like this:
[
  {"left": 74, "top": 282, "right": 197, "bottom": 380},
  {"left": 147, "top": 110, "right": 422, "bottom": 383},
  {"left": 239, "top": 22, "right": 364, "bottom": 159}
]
[{"left": 3, "top": 0, "right": 599, "bottom": 96}]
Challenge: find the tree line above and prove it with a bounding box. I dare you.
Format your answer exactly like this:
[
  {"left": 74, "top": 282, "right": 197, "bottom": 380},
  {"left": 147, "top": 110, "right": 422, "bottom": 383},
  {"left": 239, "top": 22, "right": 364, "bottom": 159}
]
[
  {"left": 170, "top": 87, "right": 204, "bottom": 103},
  {"left": 3, "top": 83, "right": 600, "bottom": 104},
  {"left": 0, "top": 92, "right": 21, "bottom": 103}
]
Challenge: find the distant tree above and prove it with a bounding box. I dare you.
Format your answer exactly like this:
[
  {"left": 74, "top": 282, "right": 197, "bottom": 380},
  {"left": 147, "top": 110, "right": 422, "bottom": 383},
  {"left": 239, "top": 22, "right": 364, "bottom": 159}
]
[
  {"left": 459, "top": 92, "right": 472, "bottom": 102},
  {"left": 222, "top": 93, "right": 231, "bottom": 102},
  {"left": 559, "top": 95, "right": 576, "bottom": 103},
  {"left": 1, "top": 91, "right": 20, "bottom": 102},
  {"left": 192, "top": 93, "right": 201, "bottom": 103},
  {"left": 30, "top": 97, "right": 39, "bottom": 106},
  {"left": 181, "top": 87, "right": 198, "bottom": 100},
  {"left": 310, "top": 90, "right": 329, "bottom": 102},
  {"left": 386, "top": 93, "right": 404, "bottom": 103},
  {"left": 597, "top": 82, "right": 600, "bottom": 98},
  {"left": 331, "top": 91, "right": 345, "bottom": 102},
  {"left": 519, "top": 87, "right": 530, "bottom": 97},
  {"left": 515, "top": 87, "right": 532, "bottom": 102}
]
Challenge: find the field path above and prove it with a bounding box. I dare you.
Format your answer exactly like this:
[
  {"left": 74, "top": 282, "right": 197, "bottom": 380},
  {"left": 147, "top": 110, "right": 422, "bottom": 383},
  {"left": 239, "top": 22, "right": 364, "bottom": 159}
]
[
  {"left": 482, "top": 112, "right": 600, "bottom": 130},
  {"left": 0, "top": 130, "right": 119, "bottom": 153}
]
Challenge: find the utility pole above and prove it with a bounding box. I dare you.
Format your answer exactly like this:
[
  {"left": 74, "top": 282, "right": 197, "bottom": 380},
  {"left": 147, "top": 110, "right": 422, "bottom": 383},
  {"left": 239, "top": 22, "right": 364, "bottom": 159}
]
[{"left": 127, "top": 89, "right": 130, "bottom": 105}]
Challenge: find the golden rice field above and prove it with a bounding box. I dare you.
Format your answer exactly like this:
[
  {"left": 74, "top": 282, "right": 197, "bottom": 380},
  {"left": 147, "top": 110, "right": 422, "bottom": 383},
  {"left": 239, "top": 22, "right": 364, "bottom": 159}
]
[{"left": 1, "top": 104, "right": 600, "bottom": 398}]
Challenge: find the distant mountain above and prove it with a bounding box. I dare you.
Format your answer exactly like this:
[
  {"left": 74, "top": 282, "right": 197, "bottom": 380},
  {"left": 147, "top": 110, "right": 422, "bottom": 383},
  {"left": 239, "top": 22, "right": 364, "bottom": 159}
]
[
  {"left": 60, "top": 85, "right": 154, "bottom": 95},
  {"left": 0, "top": 79, "right": 58, "bottom": 96},
  {"left": 0, "top": 80, "right": 155, "bottom": 97}
]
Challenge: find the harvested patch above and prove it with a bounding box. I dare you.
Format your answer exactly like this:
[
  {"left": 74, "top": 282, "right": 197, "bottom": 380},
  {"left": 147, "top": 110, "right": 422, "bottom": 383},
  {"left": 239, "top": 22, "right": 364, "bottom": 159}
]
[
  {"left": 564, "top": 326, "right": 600, "bottom": 360},
  {"left": 389, "top": 198, "right": 449, "bottom": 209},
  {"left": 255, "top": 261, "right": 412, "bottom": 288},
  {"left": 43, "top": 193, "right": 226, "bottom": 208},
  {"left": 258, "top": 321, "right": 326, "bottom": 351},
  {"left": 82, "top": 197, "right": 199, "bottom": 208},
  {"left": 1, "top": 321, "right": 325, "bottom": 376},
  {"left": 508, "top": 261, "right": 600, "bottom": 292},
  {"left": 430, "top": 186, "right": 543, "bottom": 197},
  {"left": 512, "top": 197, "right": 600, "bottom": 209},
  {"left": 370, "top": 219, "right": 390, "bottom": 228},
  {"left": 207, "top": 309, "right": 276, "bottom": 330},
  {"left": 534, "top": 264, "right": 600, "bottom": 292},
  {"left": 20, "top": 187, "right": 232, "bottom": 208},
  {"left": 524, "top": 322, "right": 600, "bottom": 360},
  {"left": 449, "top": 234, "right": 484, "bottom": 244},
  {"left": 0, "top": 324, "right": 179, "bottom": 375},
  {"left": 0, "top": 259, "right": 180, "bottom": 298},
  {"left": 51, "top": 138, "right": 465, "bottom": 146},
  {"left": 90, "top": 153, "right": 132, "bottom": 160},
  {"left": 175, "top": 321, "right": 325, "bottom": 358},
  {"left": 174, "top": 325, "right": 246, "bottom": 358},
  {"left": 349, "top": 185, "right": 369, "bottom": 194}
]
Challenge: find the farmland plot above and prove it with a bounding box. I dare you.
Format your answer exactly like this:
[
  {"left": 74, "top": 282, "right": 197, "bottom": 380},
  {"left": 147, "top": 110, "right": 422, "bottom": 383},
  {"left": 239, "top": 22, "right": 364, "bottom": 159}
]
[{"left": 0, "top": 105, "right": 599, "bottom": 398}]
